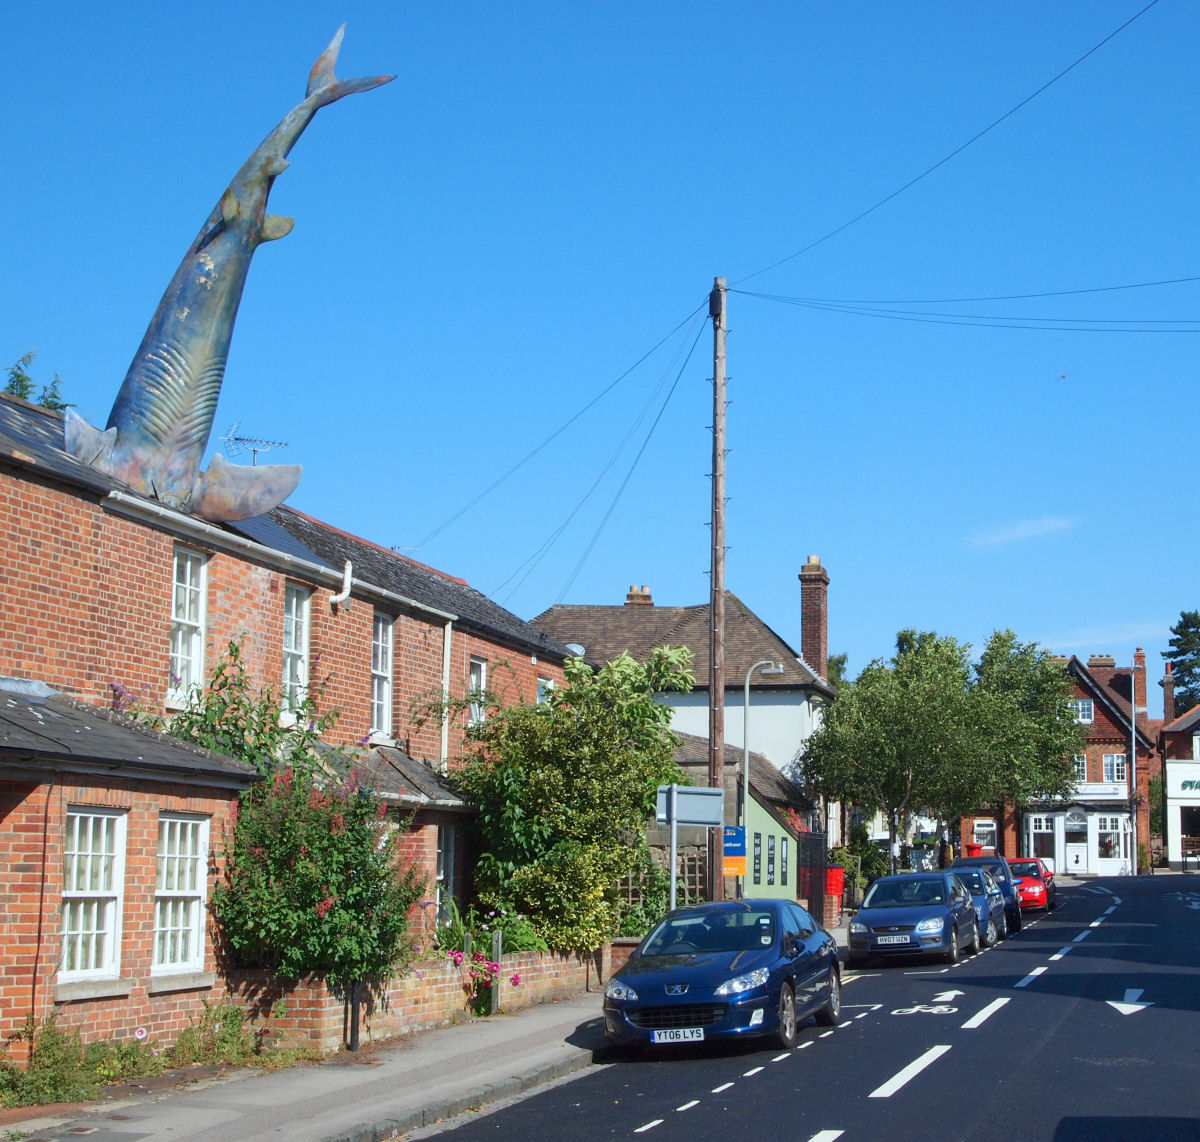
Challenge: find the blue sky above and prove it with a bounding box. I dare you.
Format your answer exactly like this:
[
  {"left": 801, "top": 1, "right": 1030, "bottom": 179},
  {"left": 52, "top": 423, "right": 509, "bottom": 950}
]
[{"left": 4, "top": 2, "right": 1194, "bottom": 709}]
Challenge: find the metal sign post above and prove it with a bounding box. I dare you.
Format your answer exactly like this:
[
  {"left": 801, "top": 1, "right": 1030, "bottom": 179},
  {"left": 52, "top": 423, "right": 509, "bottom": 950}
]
[{"left": 656, "top": 785, "right": 725, "bottom": 910}]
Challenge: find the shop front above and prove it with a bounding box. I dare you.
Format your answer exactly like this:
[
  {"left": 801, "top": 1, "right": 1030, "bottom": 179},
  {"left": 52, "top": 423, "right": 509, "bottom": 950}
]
[
  {"left": 1021, "top": 803, "right": 1132, "bottom": 876},
  {"left": 1164, "top": 759, "right": 1200, "bottom": 869}
]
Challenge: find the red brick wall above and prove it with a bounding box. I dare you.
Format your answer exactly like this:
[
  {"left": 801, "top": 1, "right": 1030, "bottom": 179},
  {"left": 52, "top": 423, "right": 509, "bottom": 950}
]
[
  {"left": 0, "top": 775, "right": 240, "bottom": 1051},
  {"left": 230, "top": 946, "right": 609, "bottom": 1052}
]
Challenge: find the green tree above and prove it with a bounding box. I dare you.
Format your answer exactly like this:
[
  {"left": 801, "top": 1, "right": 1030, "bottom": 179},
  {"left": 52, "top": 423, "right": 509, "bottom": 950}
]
[
  {"left": 970, "top": 629, "right": 1082, "bottom": 809},
  {"left": 825, "top": 652, "right": 849, "bottom": 689},
  {"left": 4, "top": 350, "right": 70, "bottom": 410},
  {"left": 445, "top": 647, "right": 693, "bottom": 950},
  {"left": 799, "top": 631, "right": 978, "bottom": 868},
  {"left": 1163, "top": 610, "right": 1200, "bottom": 715},
  {"left": 798, "top": 629, "right": 1082, "bottom": 869}
]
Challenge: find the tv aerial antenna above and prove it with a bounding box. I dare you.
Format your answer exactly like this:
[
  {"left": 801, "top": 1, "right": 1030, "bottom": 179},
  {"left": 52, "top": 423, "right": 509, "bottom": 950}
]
[{"left": 219, "top": 423, "right": 289, "bottom": 466}]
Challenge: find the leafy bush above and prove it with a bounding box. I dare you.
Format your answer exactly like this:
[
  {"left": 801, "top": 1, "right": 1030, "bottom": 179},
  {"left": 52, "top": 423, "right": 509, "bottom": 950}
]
[{"left": 212, "top": 767, "right": 425, "bottom": 984}]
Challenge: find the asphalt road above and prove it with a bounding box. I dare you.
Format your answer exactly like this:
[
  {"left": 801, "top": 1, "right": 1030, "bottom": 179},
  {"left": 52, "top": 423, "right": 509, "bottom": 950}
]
[{"left": 411, "top": 876, "right": 1200, "bottom": 1141}]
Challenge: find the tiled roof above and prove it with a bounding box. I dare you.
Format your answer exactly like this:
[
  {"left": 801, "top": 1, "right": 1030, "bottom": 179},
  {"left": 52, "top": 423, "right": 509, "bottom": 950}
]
[
  {"left": 332, "top": 743, "right": 469, "bottom": 810},
  {"left": 1164, "top": 702, "right": 1200, "bottom": 734},
  {"left": 0, "top": 678, "right": 257, "bottom": 787},
  {"left": 533, "top": 593, "right": 833, "bottom": 696},
  {"left": 0, "top": 394, "right": 123, "bottom": 496},
  {"left": 672, "top": 731, "right": 813, "bottom": 812},
  {"left": 268, "top": 507, "right": 575, "bottom": 662}
]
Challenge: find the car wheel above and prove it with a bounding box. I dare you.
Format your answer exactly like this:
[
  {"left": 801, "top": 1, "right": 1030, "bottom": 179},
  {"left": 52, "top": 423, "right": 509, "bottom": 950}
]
[
  {"left": 945, "top": 925, "right": 960, "bottom": 964},
  {"left": 983, "top": 918, "right": 998, "bottom": 947},
  {"left": 776, "top": 984, "right": 799, "bottom": 1049},
  {"left": 969, "top": 921, "right": 981, "bottom": 956},
  {"left": 1010, "top": 907, "right": 1022, "bottom": 933},
  {"left": 998, "top": 911, "right": 1008, "bottom": 940},
  {"left": 815, "top": 968, "right": 841, "bottom": 1027}
]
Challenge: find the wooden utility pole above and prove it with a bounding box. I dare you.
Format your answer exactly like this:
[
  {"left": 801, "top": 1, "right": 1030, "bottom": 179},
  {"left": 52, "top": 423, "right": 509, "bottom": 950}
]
[{"left": 708, "top": 276, "right": 727, "bottom": 901}]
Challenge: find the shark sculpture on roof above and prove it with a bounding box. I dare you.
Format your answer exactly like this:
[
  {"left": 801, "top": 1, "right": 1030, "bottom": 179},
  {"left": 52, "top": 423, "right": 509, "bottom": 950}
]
[{"left": 65, "top": 26, "right": 392, "bottom": 521}]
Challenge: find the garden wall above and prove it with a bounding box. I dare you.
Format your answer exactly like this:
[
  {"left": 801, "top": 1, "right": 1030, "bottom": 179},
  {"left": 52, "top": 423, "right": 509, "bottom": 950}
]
[{"left": 228, "top": 944, "right": 613, "bottom": 1052}]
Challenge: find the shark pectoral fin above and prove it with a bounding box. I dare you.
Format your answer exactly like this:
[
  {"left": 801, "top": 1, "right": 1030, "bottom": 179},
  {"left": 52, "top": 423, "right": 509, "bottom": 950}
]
[
  {"left": 190, "top": 452, "right": 302, "bottom": 522},
  {"left": 260, "top": 214, "right": 295, "bottom": 243},
  {"left": 63, "top": 410, "right": 117, "bottom": 469},
  {"left": 220, "top": 188, "right": 241, "bottom": 224}
]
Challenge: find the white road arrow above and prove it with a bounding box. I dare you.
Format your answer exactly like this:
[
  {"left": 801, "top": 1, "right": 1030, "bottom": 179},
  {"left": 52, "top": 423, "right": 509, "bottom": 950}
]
[
  {"left": 932, "top": 990, "right": 965, "bottom": 1003},
  {"left": 1107, "top": 988, "right": 1154, "bottom": 1015}
]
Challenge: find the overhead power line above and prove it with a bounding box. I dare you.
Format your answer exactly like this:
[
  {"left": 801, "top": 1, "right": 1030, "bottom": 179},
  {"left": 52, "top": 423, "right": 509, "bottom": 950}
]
[{"left": 733, "top": 0, "right": 1164, "bottom": 286}]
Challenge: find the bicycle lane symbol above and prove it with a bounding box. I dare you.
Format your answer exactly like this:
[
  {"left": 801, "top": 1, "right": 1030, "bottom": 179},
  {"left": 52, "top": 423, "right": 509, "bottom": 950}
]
[{"left": 892, "top": 1004, "right": 959, "bottom": 1015}]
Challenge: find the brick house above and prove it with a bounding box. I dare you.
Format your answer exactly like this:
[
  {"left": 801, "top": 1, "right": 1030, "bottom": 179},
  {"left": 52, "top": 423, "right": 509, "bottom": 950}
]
[
  {"left": 0, "top": 679, "right": 256, "bottom": 1054},
  {"left": 533, "top": 560, "right": 835, "bottom": 792},
  {"left": 0, "top": 392, "right": 572, "bottom": 1046},
  {"left": 962, "top": 651, "right": 1155, "bottom": 875}
]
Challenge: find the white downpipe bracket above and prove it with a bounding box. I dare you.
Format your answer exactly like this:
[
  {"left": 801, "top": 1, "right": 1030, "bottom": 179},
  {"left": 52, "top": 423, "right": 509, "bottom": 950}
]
[{"left": 330, "top": 561, "right": 353, "bottom": 608}]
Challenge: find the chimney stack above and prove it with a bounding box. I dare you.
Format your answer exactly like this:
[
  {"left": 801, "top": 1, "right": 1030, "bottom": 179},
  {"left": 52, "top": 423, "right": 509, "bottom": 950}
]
[
  {"left": 798, "top": 555, "right": 829, "bottom": 680},
  {"left": 1133, "top": 647, "right": 1147, "bottom": 714},
  {"left": 1163, "top": 661, "right": 1177, "bottom": 723},
  {"left": 625, "top": 585, "right": 653, "bottom": 606},
  {"left": 1087, "top": 654, "right": 1116, "bottom": 668}
]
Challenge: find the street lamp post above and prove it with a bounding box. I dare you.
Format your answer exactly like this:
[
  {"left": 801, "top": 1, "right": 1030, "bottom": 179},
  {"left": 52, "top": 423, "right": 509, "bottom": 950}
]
[{"left": 740, "top": 660, "right": 785, "bottom": 897}]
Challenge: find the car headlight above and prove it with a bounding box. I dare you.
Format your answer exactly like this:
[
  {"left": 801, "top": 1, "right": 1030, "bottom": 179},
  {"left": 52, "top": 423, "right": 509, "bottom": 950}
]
[
  {"left": 915, "top": 916, "right": 945, "bottom": 934},
  {"left": 849, "top": 920, "right": 868, "bottom": 934},
  {"left": 715, "top": 967, "right": 770, "bottom": 996},
  {"left": 605, "top": 979, "right": 639, "bottom": 1002}
]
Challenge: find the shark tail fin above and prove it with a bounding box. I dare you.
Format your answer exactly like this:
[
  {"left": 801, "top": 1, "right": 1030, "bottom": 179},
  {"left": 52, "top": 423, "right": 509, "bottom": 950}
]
[{"left": 307, "top": 25, "right": 394, "bottom": 106}]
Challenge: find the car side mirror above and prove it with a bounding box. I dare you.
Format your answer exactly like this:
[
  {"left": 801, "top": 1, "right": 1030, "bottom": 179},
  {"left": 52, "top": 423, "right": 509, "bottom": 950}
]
[{"left": 1012, "top": 877, "right": 1024, "bottom": 887}]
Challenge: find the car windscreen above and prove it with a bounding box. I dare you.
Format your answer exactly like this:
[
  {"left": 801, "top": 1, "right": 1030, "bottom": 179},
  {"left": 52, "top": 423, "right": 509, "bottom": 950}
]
[
  {"left": 642, "top": 910, "right": 775, "bottom": 954},
  {"left": 862, "top": 879, "right": 946, "bottom": 908},
  {"left": 954, "top": 871, "right": 985, "bottom": 893},
  {"left": 1008, "top": 861, "right": 1040, "bottom": 877}
]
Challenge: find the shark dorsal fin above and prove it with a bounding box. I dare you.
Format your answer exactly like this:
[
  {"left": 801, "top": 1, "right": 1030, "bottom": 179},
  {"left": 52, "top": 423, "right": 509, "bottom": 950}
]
[{"left": 261, "top": 215, "right": 295, "bottom": 243}]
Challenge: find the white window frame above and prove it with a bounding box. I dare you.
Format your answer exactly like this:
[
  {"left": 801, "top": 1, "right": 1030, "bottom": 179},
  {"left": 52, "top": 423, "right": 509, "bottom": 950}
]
[
  {"left": 1103, "top": 752, "right": 1128, "bottom": 783},
  {"left": 282, "top": 584, "right": 311, "bottom": 714},
  {"left": 153, "top": 814, "right": 209, "bottom": 975},
  {"left": 536, "top": 676, "right": 554, "bottom": 705},
  {"left": 972, "top": 819, "right": 997, "bottom": 848},
  {"left": 60, "top": 808, "right": 127, "bottom": 982},
  {"left": 1069, "top": 698, "right": 1094, "bottom": 724},
  {"left": 436, "top": 823, "right": 457, "bottom": 926},
  {"left": 468, "top": 657, "right": 487, "bottom": 726},
  {"left": 1073, "top": 754, "right": 1088, "bottom": 782},
  {"left": 168, "top": 547, "right": 207, "bottom": 707},
  {"left": 371, "top": 611, "right": 394, "bottom": 734},
  {"left": 1097, "top": 815, "right": 1127, "bottom": 859}
]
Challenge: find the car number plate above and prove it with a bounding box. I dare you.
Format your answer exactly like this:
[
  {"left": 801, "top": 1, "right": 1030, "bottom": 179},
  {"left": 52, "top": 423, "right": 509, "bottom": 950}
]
[
  {"left": 652, "top": 1028, "right": 704, "bottom": 1043},
  {"left": 877, "top": 934, "right": 910, "bottom": 945}
]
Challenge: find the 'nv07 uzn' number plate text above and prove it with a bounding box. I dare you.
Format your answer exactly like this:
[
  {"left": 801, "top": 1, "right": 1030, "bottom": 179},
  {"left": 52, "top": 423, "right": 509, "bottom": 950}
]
[
  {"left": 652, "top": 1027, "right": 704, "bottom": 1043},
  {"left": 877, "top": 934, "right": 910, "bottom": 945}
]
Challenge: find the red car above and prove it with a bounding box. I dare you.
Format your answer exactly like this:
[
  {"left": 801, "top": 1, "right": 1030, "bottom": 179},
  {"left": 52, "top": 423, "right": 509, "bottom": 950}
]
[{"left": 1008, "top": 857, "right": 1056, "bottom": 911}]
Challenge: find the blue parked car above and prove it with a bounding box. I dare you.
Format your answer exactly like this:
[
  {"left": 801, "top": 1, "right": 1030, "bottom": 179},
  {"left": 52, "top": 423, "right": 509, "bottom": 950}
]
[
  {"left": 603, "top": 899, "right": 841, "bottom": 1051},
  {"left": 950, "top": 855, "right": 1023, "bottom": 934},
  {"left": 847, "top": 871, "right": 980, "bottom": 968},
  {"left": 950, "top": 865, "right": 1008, "bottom": 946}
]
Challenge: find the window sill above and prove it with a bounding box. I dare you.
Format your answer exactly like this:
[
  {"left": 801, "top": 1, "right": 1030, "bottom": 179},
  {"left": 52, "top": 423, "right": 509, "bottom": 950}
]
[
  {"left": 148, "top": 971, "right": 216, "bottom": 994},
  {"left": 55, "top": 977, "right": 134, "bottom": 1004}
]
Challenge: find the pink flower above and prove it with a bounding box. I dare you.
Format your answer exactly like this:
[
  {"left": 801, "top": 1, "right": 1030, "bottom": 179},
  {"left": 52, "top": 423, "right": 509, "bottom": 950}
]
[
  {"left": 510, "top": 973, "right": 521, "bottom": 987},
  {"left": 134, "top": 1026, "right": 147, "bottom": 1040}
]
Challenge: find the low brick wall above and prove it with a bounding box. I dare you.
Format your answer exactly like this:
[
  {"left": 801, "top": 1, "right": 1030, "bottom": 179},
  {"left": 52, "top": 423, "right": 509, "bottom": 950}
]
[{"left": 228, "top": 944, "right": 612, "bottom": 1052}]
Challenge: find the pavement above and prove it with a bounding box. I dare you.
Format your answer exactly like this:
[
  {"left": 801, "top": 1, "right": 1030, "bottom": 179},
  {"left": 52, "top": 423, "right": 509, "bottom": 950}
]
[{"left": 3, "top": 926, "right": 858, "bottom": 1142}]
